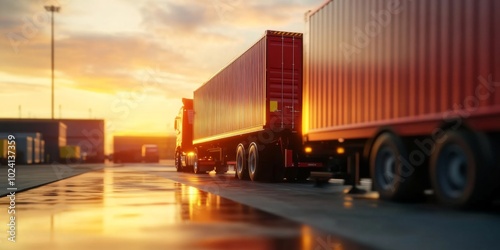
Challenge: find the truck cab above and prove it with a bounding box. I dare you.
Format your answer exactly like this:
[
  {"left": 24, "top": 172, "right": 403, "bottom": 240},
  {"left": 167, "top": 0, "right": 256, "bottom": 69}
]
[{"left": 174, "top": 98, "right": 195, "bottom": 172}]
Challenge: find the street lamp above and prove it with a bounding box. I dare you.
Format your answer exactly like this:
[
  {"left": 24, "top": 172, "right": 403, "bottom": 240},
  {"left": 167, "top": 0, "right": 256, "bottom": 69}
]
[{"left": 45, "top": 5, "right": 60, "bottom": 119}]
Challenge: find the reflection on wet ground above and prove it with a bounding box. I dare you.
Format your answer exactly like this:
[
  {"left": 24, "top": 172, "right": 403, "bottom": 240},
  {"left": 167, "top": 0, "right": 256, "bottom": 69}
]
[{"left": 0, "top": 167, "right": 373, "bottom": 250}]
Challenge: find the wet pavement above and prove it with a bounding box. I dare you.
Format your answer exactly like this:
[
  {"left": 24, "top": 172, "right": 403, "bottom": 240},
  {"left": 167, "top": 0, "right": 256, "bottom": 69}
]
[
  {"left": 0, "top": 166, "right": 373, "bottom": 250},
  {"left": 2, "top": 162, "right": 500, "bottom": 250},
  {"left": 144, "top": 162, "right": 500, "bottom": 250},
  {"left": 0, "top": 163, "right": 105, "bottom": 196}
]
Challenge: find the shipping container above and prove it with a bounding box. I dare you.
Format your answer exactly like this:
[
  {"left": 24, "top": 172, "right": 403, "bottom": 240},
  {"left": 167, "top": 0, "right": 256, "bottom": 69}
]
[
  {"left": 303, "top": 0, "right": 500, "bottom": 207},
  {"left": 193, "top": 30, "right": 303, "bottom": 143},
  {"left": 59, "top": 145, "right": 81, "bottom": 162},
  {"left": 0, "top": 119, "right": 105, "bottom": 163},
  {"left": 0, "top": 120, "right": 67, "bottom": 163},
  {"left": 40, "top": 140, "right": 45, "bottom": 163},
  {"left": 14, "top": 132, "right": 42, "bottom": 164},
  {"left": 176, "top": 31, "right": 322, "bottom": 181},
  {"left": 15, "top": 136, "right": 33, "bottom": 165}
]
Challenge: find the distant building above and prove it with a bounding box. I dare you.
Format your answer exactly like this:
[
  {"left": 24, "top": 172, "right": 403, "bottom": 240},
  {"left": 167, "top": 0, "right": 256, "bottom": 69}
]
[{"left": 0, "top": 119, "right": 104, "bottom": 163}]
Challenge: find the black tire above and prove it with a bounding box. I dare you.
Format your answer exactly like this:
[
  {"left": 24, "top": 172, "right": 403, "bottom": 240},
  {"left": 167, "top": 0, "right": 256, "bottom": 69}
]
[
  {"left": 248, "top": 143, "right": 259, "bottom": 181},
  {"left": 236, "top": 144, "right": 249, "bottom": 180},
  {"left": 175, "top": 150, "right": 182, "bottom": 172},
  {"left": 370, "top": 133, "right": 423, "bottom": 201},
  {"left": 430, "top": 130, "right": 495, "bottom": 208},
  {"left": 247, "top": 142, "right": 272, "bottom": 182}
]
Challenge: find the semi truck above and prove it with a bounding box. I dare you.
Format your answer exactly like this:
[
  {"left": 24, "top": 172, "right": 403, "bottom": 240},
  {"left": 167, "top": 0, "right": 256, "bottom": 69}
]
[
  {"left": 175, "top": 30, "right": 323, "bottom": 182},
  {"left": 175, "top": 1, "right": 499, "bottom": 207},
  {"left": 302, "top": 0, "right": 500, "bottom": 207}
]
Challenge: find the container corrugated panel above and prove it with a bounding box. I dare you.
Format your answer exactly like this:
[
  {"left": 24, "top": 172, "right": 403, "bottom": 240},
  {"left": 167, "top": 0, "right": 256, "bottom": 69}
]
[
  {"left": 194, "top": 30, "right": 303, "bottom": 144},
  {"left": 304, "top": 0, "right": 500, "bottom": 140}
]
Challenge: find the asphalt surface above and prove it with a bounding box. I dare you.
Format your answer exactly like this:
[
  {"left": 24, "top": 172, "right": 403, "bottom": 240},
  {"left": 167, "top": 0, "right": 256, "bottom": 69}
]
[
  {"left": 0, "top": 162, "right": 372, "bottom": 250},
  {"left": 1, "top": 161, "right": 500, "bottom": 250}
]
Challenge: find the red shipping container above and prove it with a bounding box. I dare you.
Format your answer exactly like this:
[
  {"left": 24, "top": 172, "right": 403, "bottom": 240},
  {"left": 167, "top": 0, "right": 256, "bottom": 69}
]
[
  {"left": 193, "top": 31, "right": 303, "bottom": 144},
  {"left": 303, "top": 0, "right": 500, "bottom": 141}
]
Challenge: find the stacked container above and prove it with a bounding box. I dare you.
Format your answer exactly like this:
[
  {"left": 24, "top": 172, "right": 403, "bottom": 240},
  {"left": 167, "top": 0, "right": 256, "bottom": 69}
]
[
  {"left": 40, "top": 140, "right": 45, "bottom": 163},
  {"left": 19, "top": 132, "right": 42, "bottom": 164},
  {"left": 16, "top": 136, "right": 33, "bottom": 165}
]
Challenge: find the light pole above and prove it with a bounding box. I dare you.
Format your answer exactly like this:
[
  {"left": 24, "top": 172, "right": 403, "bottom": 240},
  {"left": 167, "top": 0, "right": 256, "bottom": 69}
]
[{"left": 45, "top": 5, "right": 60, "bottom": 119}]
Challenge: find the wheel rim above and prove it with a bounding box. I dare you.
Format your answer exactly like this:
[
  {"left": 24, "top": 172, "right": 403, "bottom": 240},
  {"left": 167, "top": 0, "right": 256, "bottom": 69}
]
[
  {"left": 437, "top": 144, "right": 467, "bottom": 198},
  {"left": 248, "top": 145, "right": 257, "bottom": 176},
  {"left": 194, "top": 154, "right": 198, "bottom": 173},
  {"left": 375, "top": 146, "right": 396, "bottom": 190}
]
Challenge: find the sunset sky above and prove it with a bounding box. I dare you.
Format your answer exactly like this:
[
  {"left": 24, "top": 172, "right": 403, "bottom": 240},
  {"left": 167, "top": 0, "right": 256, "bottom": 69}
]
[{"left": 0, "top": 0, "right": 322, "bottom": 152}]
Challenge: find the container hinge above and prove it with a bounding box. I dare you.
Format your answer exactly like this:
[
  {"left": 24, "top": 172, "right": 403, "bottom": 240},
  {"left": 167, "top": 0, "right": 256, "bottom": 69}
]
[{"left": 285, "top": 106, "right": 301, "bottom": 113}]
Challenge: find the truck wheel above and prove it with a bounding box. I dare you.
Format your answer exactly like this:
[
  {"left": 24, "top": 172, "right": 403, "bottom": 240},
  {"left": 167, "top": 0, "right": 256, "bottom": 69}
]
[
  {"left": 236, "top": 144, "right": 249, "bottom": 180},
  {"left": 430, "top": 130, "right": 494, "bottom": 208},
  {"left": 175, "top": 150, "right": 182, "bottom": 172},
  {"left": 248, "top": 142, "right": 270, "bottom": 181},
  {"left": 370, "top": 133, "right": 420, "bottom": 201}
]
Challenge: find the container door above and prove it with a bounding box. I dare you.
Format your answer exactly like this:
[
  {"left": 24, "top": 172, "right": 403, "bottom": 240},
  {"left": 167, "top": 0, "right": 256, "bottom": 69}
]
[{"left": 266, "top": 31, "right": 303, "bottom": 132}]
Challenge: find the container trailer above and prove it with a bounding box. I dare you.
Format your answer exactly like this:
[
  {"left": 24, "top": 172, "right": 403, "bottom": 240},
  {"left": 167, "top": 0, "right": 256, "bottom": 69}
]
[
  {"left": 175, "top": 30, "right": 323, "bottom": 181},
  {"left": 303, "top": 0, "right": 500, "bottom": 207}
]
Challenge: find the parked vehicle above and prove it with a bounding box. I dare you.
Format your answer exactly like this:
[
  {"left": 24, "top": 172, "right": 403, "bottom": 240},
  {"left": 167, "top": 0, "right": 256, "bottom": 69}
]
[
  {"left": 302, "top": 0, "right": 500, "bottom": 207},
  {"left": 142, "top": 144, "right": 160, "bottom": 163},
  {"left": 175, "top": 30, "right": 323, "bottom": 181}
]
